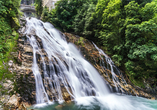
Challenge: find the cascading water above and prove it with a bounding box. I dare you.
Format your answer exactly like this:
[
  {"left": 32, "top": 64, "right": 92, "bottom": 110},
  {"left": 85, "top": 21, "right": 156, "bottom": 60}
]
[
  {"left": 24, "top": 18, "right": 157, "bottom": 110},
  {"left": 25, "top": 17, "right": 109, "bottom": 102},
  {"left": 92, "top": 43, "right": 136, "bottom": 94}
]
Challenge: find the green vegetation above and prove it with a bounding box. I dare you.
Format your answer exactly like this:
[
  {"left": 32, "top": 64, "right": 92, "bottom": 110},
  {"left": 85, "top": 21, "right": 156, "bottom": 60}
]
[
  {"left": 77, "top": 37, "right": 85, "bottom": 47},
  {"left": 35, "top": 0, "right": 43, "bottom": 17},
  {"left": 41, "top": 0, "right": 157, "bottom": 88},
  {"left": 0, "top": 0, "right": 21, "bottom": 80}
]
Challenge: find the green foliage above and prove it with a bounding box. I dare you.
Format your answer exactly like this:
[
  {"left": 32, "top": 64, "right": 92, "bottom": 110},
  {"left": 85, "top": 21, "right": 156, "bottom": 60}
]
[
  {"left": 77, "top": 37, "right": 85, "bottom": 47},
  {"left": 93, "top": 0, "right": 157, "bottom": 84},
  {"left": 0, "top": 0, "right": 20, "bottom": 80},
  {"left": 73, "top": 0, "right": 97, "bottom": 39},
  {"left": 54, "top": 0, "right": 86, "bottom": 32},
  {"left": 0, "top": 29, "right": 19, "bottom": 81},
  {"left": 0, "top": 0, "right": 21, "bottom": 18},
  {"left": 124, "top": 1, "right": 157, "bottom": 81},
  {"left": 42, "top": 0, "right": 88, "bottom": 32},
  {"left": 99, "top": 0, "right": 122, "bottom": 53},
  {"left": 35, "top": 0, "right": 43, "bottom": 17}
]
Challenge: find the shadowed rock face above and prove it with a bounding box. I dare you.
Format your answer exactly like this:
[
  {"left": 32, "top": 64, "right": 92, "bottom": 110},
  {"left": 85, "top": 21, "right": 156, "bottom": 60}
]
[{"left": 16, "top": 25, "right": 36, "bottom": 105}]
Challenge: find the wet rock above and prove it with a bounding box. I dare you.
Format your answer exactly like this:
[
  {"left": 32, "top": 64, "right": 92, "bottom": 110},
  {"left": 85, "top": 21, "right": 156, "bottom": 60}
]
[
  {"left": 24, "top": 46, "right": 33, "bottom": 53},
  {"left": 55, "top": 104, "right": 63, "bottom": 110},
  {"left": 18, "top": 39, "right": 25, "bottom": 45},
  {"left": 14, "top": 24, "right": 36, "bottom": 106},
  {"left": 20, "top": 27, "right": 26, "bottom": 33},
  {"left": 63, "top": 92, "right": 71, "bottom": 102},
  {"left": 18, "top": 43, "right": 24, "bottom": 49},
  {"left": 8, "top": 60, "right": 13, "bottom": 67}
]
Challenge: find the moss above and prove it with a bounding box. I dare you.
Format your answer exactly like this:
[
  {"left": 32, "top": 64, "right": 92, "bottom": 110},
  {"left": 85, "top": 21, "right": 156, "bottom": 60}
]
[
  {"left": 126, "top": 71, "right": 145, "bottom": 88},
  {"left": 12, "top": 17, "right": 20, "bottom": 27},
  {"left": 77, "top": 37, "right": 85, "bottom": 47},
  {"left": 0, "top": 84, "right": 2, "bottom": 89},
  {"left": 132, "top": 79, "right": 145, "bottom": 88}
]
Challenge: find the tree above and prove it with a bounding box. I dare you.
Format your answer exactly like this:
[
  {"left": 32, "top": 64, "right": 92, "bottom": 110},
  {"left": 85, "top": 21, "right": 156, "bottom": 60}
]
[
  {"left": 73, "top": 0, "right": 97, "bottom": 39},
  {"left": 35, "top": 0, "right": 43, "bottom": 17},
  {"left": 124, "top": 1, "right": 157, "bottom": 80}
]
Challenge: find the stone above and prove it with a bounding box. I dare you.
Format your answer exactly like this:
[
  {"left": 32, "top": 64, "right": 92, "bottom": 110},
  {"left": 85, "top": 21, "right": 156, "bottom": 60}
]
[
  {"left": 55, "top": 104, "right": 63, "bottom": 110},
  {"left": 21, "top": 27, "right": 26, "bottom": 33},
  {"left": 18, "top": 103, "right": 27, "bottom": 110},
  {"left": 8, "top": 60, "right": 13, "bottom": 67},
  {"left": 7, "top": 95, "right": 20, "bottom": 108},
  {"left": 3, "top": 80, "right": 14, "bottom": 91},
  {"left": 20, "top": 17, "right": 26, "bottom": 21},
  {"left": 22, "top": 61, "right": 33, "bottom": 67},
  {"left": 8, "top": 68, "right": 14, "bottom": 73},
  {"left": 151, "top": 97, "right": 155, "bottom": 100},
  {"left": 18, "top": 39, "right": 25, "bottom": 45},
  {"left": 63, "top": 92, "right": 71, "bottom": 101},
  {"left": 24, "top": 46, "right": 33, "bottom": 53},
  {"left": 0, "top": 95, "right": 10, "bottom": 104}
]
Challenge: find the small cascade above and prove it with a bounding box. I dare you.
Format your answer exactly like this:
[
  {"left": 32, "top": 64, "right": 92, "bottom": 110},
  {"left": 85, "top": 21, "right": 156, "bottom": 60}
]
[
  {"left": 21, "top": 17, "right": 157, "bottom": 110},
  {"left": 93, "top": 43, "right": 136, "bottom": 94}
]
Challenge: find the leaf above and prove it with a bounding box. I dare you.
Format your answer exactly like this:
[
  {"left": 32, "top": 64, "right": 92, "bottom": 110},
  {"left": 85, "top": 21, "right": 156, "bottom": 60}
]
[{"left": 12, "top": 30, "right": 17, "bottom": 36}]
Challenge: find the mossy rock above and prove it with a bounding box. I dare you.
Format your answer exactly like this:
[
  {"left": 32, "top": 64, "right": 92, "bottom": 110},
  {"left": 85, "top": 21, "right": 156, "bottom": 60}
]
[{"left": 12, "top": 17, "right": 20, "bottom": 29}]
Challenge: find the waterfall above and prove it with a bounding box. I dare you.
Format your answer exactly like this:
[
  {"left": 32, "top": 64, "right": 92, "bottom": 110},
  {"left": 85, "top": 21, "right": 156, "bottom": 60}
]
[
  {"left": 25, "top": 17, "right": 109, "bottom": 103},
  {"left": 23, "top": 17, "right": 157, "bottom": 110}
]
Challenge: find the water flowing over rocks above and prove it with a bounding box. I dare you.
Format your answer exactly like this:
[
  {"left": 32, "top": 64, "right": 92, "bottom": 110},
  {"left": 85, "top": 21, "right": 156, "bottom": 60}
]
[
  {"left": 2, "top": 17, "right": 157, "bottom": 109},
  {"left": 64, "top": 33, "right": 157, "bottom": 100}
]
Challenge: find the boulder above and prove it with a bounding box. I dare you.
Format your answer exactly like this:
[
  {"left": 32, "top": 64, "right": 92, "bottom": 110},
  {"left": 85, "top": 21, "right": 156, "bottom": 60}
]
[
  {"left": 2, "top": 80, "right": 14, "bottom": 93},
  {"left": 7, "top": 95, "right": 21, "bottom": 108}
]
